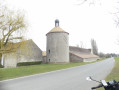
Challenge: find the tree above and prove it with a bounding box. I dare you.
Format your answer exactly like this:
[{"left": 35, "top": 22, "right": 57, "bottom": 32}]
[
  {"left": 98, "top": 52, "right": 105, "bottom": 57},
  {"left": 76, "top": 0, "right": 101, "bottom": 5},
  {"left": 0, "top": 6, "right": 26, "bottom": 53},
  {"left": 76, "top": 41, "right": 85, "bottom": 48},
  {"left": 80, "top": 41, "right": 85, "bottom": 48},
  {"left": 91, "top": 39, "right": 98, "bottom": 55}
]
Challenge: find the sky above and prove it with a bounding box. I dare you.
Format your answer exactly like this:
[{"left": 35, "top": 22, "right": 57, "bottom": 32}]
[{"left": 3, "top": 0, "right": 119, "bottom": 54}]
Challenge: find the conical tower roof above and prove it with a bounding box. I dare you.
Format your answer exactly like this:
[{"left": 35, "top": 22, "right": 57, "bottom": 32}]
[
  {"left": 48, "top": 27, "right": 67, "bottom": 33},
  {"left": 46, "top": 19, "right": 69, "bottom": 35}
]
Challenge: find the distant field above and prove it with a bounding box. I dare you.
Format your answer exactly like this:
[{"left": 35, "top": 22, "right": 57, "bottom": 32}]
[{"left": 0, "top": 58, "right": 105, "bottom": 81}]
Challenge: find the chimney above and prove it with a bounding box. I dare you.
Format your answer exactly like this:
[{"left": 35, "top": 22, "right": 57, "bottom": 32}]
[{"left": 55, "top": 19, "right": 59, "bottom": 27}]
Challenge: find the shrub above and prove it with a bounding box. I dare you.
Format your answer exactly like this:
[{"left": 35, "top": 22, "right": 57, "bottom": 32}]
[
  {"left": 0, "top": 64, "right": 4, "bottom": 68},
  {"left": 17, "top": 61, "right": 42, "bottom": 66}
]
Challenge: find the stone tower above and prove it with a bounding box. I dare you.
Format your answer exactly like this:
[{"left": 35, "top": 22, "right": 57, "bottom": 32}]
[{"left": 46, "top": 19, "right": 69, "bottom": 63}]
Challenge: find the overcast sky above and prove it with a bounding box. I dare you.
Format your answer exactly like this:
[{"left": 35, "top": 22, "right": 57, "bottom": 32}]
[{"left": 4, "top": 0, "right": 119, "bottom": 54}]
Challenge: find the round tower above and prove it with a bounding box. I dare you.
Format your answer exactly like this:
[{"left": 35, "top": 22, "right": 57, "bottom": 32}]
[{"left": 46, "top": 19, "right": 69, "bottom": 63}]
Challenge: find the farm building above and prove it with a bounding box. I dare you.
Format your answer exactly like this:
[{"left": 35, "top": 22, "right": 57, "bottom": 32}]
[
  {"left": 1, "top": 39, "right": 42, "bottom": 68},
  {"left": 0, "top": 19, "right": 99, "bottom": 68},
  {"left": 69, "top": 46, "right": 99, "bottom": 62}
]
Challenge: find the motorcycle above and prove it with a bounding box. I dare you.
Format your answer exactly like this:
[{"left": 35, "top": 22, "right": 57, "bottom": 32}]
[{"left": 86, "top": 76, "right": 119, "bottom": 90}]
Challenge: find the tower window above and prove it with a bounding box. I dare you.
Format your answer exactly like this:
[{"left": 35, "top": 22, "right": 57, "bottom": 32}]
[
  {"left": 49, "top": 59, "right": 50, "bottom": 62},
  {"left": 49, "top": 50, "right": 50, "bottom": 54}
]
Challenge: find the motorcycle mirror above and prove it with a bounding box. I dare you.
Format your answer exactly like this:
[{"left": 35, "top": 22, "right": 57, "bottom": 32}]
[
  {"left": 86, "top": 76, "right": 92, "bottom": 81},
  {"left": 101, "top": 80, "right": 108, "bottom": 86}
]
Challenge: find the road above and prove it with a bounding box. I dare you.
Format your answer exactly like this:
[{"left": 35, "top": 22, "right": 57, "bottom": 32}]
[{"left": 0, "top": 58, "right": 115, "bottom": 90}]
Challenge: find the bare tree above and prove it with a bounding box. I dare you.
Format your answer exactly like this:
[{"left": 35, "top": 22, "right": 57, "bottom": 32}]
[
  {"left": 76, "top": 41, "right": 85, "bottom": 48},
  {"left": 76, "top": 44, "right": 79, "bottom": 47},
  {"left": 80, "top": 41, "right": 85, "bottom": 48},
  {"left": 91, "top": 39, "right": 98, "bottom": 55},
  {"left": 0, "top": 6, "right": 26, "bottom": 53},
  {"left": 76, "top": 0, "right": 101, "bottom": 5}
]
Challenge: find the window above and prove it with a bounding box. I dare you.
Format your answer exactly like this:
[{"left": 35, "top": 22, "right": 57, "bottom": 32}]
[{"left": 49, "top": 50, "right": 50, "bottom": 54}]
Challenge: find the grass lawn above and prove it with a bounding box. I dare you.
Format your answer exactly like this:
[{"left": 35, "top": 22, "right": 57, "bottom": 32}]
[
  {"left": 98, "top": 57, "right": 119, "bottom": 90},
  {"left": 0, "top": 58, "right": 105, "bottom": 81}
]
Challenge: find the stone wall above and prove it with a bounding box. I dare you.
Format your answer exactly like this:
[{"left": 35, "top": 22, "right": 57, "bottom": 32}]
[
  {"left": 2, "top": 40, "right": 43, "bottom": 68},
  {"left": 83, "top": 57, "right": 99, "bottom": 62},
  {"left": 70, "top": 53, "right": 83, "bottom": 62},
  {"left": 3, "top": 53, "right": 17, "bottom": 68},
  {"left": 42, "top": 56, "right": 46, "bottom": 64},
  {"left": 17, "top": 40, "right": 43, "bottom": 63},
  {"left": 46, "top": 33, "right": 69, "bottom": 63}
]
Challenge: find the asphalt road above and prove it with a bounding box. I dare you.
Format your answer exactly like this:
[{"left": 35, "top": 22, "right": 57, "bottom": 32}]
[{"left": 0, "top": 58, "right": 115, "bottom": 90}]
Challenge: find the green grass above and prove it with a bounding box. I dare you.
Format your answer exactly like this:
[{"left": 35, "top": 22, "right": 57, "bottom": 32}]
[
  {"left": 98, "top": 57, "right": 119, "bottom": 90},
  {"left": 105, "top": 57, "right": 119, "bottom": 81},
  {"left": 0, "top": 58, "right": 105, "bottom": 81}
]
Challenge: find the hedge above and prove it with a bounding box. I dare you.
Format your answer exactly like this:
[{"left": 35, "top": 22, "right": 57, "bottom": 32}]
[{"left": 17, "top": 61, "right": 42, "bottom": 66}]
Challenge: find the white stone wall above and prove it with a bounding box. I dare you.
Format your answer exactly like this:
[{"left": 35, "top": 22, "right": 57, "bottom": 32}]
[
  {"left": 83, "top": 57, "right": 99, "bottom": 62},
  {"left": 3, "top": 53, "right": 17, "bottom": 68},
  {"left": 1, "top": 55, "right": 4, "bottom": 65}
]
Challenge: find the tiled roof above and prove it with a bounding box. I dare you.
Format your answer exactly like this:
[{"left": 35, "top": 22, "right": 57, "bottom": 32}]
[
  {"left": 0, "top": 42, "right": 22, "bottom": 53},
  {"left": 0, "top": 39, "right": 39, "bottom": 53},
  {"left": 47, "top": 27, "right": 68, "bottom": 34},
  {"left": 69, "top": 46, "right": 91, "bottom": 54},
  {"left": 69, "top": 46, "right": 99, "bottom": 58},
  {"left": 70, "top": 52, "right": 99, "bottom": 58}
]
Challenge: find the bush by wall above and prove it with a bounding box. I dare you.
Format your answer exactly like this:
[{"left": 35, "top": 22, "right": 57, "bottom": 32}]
[
  {"left": 0, "top": 64, "right": 4, "bottom": 68},
  {"left": 17, "top": 61, "right": 42, "bottom": 66}
]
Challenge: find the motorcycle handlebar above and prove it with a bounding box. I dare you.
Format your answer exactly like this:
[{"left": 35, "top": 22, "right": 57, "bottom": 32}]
[{"left": 91, "top": 84, "right": 103, "bottom": 89}]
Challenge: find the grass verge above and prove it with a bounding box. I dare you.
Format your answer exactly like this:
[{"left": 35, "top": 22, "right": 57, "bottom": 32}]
[
  {"left": 0, "top": 58, "right": 105, "bottom": 81},
  {"left": 105, "top": 57, "right": 119, "bottom": 81},
  {"left": 98, "top": 57, "right": 119, "bottom": 90}
]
